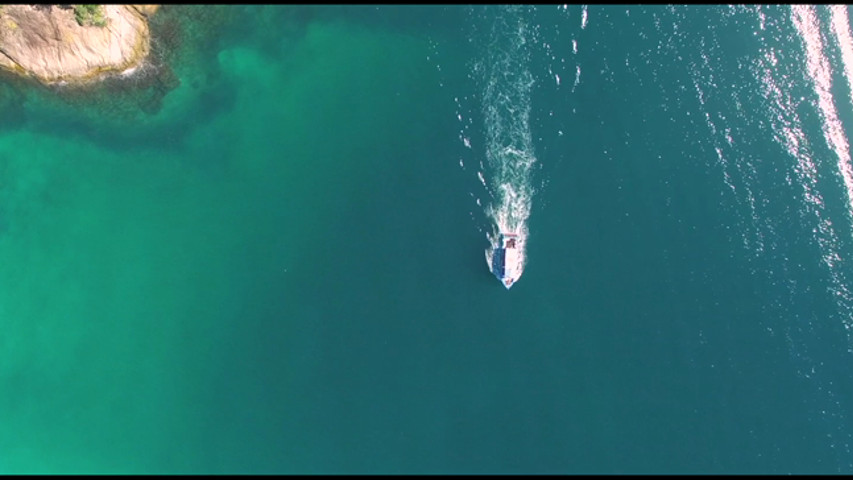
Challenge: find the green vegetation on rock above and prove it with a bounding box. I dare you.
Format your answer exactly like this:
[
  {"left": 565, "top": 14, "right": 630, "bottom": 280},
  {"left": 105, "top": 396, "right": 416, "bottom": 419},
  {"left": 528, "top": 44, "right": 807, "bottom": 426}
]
[{"left": 73, "top": 4, "right": 107, "bottom": 27}]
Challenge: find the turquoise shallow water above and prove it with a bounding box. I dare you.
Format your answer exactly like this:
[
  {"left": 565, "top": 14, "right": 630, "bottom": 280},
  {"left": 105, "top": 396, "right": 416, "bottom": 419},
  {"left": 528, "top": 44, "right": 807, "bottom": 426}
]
[{"left": 2, "top": 5, "right": 853, "bottom": 473}]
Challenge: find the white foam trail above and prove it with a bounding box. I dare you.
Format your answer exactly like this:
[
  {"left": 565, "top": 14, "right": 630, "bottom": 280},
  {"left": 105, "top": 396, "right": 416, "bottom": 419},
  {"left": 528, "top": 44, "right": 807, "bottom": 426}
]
[
  {"left": 581, "top": 5, "right": 588, "bottom": 29},
  {"left": 792, "top": 5, "right": 853, "bottom": 228},
  {"left": 478, "top": 6, "right": 539, "bottom": 286}
]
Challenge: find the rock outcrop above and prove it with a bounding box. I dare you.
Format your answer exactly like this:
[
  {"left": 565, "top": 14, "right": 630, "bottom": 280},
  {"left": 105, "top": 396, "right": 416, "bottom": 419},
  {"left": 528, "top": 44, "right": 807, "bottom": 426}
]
[{"left": 0, "top": 5, "right": 159, "bottom": 85}]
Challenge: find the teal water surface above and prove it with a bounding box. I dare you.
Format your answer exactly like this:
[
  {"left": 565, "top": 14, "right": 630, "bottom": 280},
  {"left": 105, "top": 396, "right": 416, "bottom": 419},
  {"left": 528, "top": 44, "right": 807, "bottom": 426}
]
[{"left": 2, "top": 5, "right": 853, "bottom": 474}]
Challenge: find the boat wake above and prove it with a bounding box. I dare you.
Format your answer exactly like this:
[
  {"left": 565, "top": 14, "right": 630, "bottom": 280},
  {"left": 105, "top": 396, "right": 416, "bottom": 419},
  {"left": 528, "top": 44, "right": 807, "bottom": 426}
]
[{"left": 474, "top": 6, "right": 538, "bottom": 287}]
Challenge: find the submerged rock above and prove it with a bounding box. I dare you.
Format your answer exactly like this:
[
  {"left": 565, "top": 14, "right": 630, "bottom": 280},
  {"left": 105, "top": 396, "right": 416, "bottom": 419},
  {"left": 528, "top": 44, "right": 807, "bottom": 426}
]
[{"left": 0, "top": 5, "right": 159, "bottom": 85}]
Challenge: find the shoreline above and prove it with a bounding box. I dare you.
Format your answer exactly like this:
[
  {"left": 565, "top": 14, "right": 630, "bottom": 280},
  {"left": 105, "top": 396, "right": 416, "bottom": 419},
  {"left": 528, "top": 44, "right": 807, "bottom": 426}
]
[{"left": 0, "top": 5, "right": 160, "bottom": 87}]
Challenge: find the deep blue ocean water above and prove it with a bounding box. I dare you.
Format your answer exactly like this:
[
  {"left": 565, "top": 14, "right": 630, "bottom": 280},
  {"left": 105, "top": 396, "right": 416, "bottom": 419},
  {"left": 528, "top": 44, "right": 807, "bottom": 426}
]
[{"left": 2, "top": 5, "right": 853, "bottom": 474}]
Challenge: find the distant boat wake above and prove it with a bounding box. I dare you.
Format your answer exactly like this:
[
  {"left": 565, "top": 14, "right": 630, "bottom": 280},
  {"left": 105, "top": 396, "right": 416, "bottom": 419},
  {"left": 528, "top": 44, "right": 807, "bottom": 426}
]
[{"left": 476, "top": 6, "right": 538, "bottom": 288}]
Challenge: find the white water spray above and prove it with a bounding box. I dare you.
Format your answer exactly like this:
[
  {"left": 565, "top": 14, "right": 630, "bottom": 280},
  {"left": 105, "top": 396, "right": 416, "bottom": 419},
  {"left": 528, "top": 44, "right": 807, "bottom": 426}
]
[{"left": 477, "top": 6, "right": 539, "bottom": 287}]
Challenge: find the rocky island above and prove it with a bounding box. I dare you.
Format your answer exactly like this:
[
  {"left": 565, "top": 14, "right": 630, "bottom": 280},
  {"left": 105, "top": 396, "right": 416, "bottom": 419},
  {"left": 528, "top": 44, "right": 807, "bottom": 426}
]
[{"left": 0, "top": 5, "right": 159, "bottom": 85}]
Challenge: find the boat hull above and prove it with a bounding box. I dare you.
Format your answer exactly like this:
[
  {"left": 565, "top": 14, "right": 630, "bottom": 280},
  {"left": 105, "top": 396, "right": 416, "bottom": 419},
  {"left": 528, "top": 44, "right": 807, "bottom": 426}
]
[{"left": 491, "top": 233, "right": 520, "bottom": 289}]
